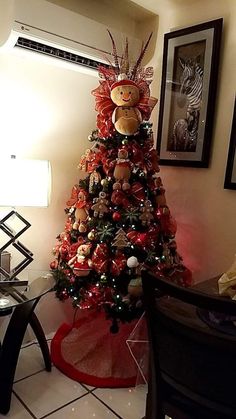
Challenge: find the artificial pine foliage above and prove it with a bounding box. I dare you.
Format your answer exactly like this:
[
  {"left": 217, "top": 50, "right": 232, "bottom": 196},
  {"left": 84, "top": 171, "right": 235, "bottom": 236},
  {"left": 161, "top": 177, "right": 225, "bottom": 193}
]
[
  {"left": 51, "top": 124, "right": 192, "bottom": 324},
  {"left": 51, "top": 33, "right": 192, "bottom": 330}
]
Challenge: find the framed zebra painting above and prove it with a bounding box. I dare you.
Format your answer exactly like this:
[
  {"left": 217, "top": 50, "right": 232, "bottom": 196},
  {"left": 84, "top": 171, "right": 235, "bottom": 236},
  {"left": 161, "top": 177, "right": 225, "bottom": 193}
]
[
  {"left": 157, "top": 18, "right": 223, "bottom": 167},
  {"left": 224, "top": 98, "right": 236, "bottom": 190}
]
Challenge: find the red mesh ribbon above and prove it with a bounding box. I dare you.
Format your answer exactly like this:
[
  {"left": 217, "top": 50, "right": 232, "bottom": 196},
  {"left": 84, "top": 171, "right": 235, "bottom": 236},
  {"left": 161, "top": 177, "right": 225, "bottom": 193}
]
[{"left": 92, "top": 76, "right": 157, "bottom": 138}]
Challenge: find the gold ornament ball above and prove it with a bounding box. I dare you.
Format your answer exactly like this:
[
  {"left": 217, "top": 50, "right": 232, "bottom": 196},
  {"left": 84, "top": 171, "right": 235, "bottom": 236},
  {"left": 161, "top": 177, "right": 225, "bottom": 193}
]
[
  {"left": 101, "top": 178, "right": 108, "bottom": 187},
  {"left": 88, "top": 231, "right": 95, "bottom": 240},
  {"left": 100, "top": 274, "right": 107, "bottom": 283}
]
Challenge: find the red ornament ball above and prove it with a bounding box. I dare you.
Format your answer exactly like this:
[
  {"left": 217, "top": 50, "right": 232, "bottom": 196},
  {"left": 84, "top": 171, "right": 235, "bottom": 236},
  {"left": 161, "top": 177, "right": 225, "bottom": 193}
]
[
  {"left": 113, "top": 211, "right": 121, "bottom": 221},
  {"left": 61, "top": 290, "right": 69, "bottom": 300},
  {"left": 50, "top": 260, "right": 58, "bottom": 270}
]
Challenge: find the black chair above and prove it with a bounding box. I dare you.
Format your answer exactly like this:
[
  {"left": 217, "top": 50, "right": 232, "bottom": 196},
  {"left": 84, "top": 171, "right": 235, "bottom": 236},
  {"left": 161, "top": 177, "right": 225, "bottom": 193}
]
[{"left": 142, "top": 270, "right": 236, "bottom": 419}]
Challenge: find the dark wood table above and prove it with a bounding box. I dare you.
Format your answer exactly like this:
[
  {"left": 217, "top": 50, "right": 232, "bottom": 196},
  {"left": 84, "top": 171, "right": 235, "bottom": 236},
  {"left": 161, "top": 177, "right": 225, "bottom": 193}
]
[
  {"left": 191, "top": 276, "right": 236, "bottom": 335},
  {"left": 152, "top": 275, "right": 236, "bottom": 339},
  {"left": 159, "top": 274, "right": 236, "bottom": 315},
  {"left": 192, "top": 275, "right": 221, "bottom": 295}
]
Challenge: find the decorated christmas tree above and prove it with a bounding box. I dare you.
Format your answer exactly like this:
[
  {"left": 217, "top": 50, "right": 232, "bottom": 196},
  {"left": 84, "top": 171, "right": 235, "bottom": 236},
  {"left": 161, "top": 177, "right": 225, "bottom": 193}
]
[{"left": 51, "top": 33, "right": 192, "bottom": 333}]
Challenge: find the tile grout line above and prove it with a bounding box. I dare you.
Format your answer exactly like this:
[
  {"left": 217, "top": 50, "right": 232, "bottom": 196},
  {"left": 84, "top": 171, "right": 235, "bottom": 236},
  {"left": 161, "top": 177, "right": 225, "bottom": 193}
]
[
  {"left": 14, "top": 368, "right": 46, "bottom": 384},
  {"left": 77, "top": 382, "right": 123, "bottom": 418},
  {"left": 89, "top": 391, "right": 124, "bottom": 419},
  {"left": 21, "top": 342, "right": 39, "bottom": 349},
  {"left": 12, "top": 342, "right": 49, "bottom": 417},
  {"left": 13, "top": 390, "right": 37, "bottom": 419},
  {"left": 38, "top": 391, "right": 90, "bottom": 419},
  {"left": 15, "top": 340, "right": 126, "bottom": 419},
  {"left": 14, "top": 362, "right": 124, "bottom": 419},
  {"left": 39, "top": 390, "right": 124, "bottom": 419},
  {"left": 15, "top": 340, "right": 52, "bottom": 383},
  {"left": 14, "top": 356, "right": 96, "bottom": 419}
]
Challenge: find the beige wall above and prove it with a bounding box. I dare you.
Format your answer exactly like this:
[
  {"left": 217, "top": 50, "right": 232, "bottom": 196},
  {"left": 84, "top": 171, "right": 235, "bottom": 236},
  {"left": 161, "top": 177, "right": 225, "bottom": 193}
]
[
  {"left": 139, "top": 0, "right": 236, "bottom": 282},
  {"left": 0, "top": 50, "right": 98, "bottom": 335},
  {"left": 0, "top": 0, "right": 157, "bottom": 336},
  {"left": 0, "top": 0, "right": 235, "bottom": 336}
]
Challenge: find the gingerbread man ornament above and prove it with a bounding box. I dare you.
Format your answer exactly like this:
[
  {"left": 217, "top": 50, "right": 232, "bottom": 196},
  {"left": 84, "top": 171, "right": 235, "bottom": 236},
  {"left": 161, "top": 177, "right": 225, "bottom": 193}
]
[{"left": 113, "top": 148, "right": 132, "bottom": 191}]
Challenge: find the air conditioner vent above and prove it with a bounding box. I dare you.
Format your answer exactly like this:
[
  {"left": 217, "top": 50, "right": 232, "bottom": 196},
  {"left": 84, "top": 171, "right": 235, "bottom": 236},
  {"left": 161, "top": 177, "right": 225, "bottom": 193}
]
[{"left": 15, "top": 37, "right": 104, "bottom": 70}]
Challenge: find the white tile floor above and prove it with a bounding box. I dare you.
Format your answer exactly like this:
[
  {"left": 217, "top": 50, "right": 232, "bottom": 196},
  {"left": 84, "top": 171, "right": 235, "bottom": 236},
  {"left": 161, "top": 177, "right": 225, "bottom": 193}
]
[{"left": 2, "top": 336, "right": 148, "bottom": 419}]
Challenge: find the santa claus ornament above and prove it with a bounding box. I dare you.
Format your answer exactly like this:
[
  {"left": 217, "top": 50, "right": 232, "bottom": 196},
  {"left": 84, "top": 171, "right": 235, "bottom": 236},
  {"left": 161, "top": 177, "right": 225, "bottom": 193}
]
[{"left": 68, "top": 243, "right": 93, "bottom": 277}]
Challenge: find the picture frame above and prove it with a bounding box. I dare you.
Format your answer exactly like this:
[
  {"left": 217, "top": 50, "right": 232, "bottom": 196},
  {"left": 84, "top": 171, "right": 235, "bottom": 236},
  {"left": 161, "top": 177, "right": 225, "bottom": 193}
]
[
  {"left": 157, "top": 18, "right": 223, "bottom": 167},
  {"left": 224, "top": 98, "right": 236, "bottom": 190}
]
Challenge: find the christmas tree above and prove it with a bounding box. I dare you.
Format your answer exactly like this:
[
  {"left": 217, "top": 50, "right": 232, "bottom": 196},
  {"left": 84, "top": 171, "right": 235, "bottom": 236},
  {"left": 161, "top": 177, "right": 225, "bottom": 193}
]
[{"left": 51, "top": 33, "right": 192, "bottom": 332}]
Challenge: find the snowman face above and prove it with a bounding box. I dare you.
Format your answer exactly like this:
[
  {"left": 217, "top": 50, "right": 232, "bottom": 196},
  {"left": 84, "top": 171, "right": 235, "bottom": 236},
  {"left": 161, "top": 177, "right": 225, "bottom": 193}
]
[{"left": 111, "top": 84, "right": 139, "bottom": 107}]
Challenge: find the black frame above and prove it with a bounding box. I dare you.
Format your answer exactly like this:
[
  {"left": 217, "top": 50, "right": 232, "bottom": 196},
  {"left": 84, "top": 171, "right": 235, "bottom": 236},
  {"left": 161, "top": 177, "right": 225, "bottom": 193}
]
[
  {"left": 224, "top": 98, "right": 236, "bottom": 189},
  {"left": 157, "top": 18, "right": 223, "bottom": 167}
]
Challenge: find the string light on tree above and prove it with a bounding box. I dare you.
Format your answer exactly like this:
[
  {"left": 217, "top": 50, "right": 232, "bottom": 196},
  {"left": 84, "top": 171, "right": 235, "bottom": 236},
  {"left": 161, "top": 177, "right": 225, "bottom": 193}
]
[{"left": 51, "top": 31, "right": 192, "bottom": 331}]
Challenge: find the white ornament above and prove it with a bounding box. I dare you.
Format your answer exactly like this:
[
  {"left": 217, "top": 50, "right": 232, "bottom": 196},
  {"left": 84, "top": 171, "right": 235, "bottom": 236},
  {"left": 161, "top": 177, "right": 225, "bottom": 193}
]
[{"left": 127, "top": 256, "right": 139, "bottom": 268}]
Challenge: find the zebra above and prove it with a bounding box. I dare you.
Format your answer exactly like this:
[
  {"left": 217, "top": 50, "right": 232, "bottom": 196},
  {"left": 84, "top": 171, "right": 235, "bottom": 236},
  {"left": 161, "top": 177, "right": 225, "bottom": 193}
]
[{"left": 171, "top": 57, "right": 204, "bottom": 152}]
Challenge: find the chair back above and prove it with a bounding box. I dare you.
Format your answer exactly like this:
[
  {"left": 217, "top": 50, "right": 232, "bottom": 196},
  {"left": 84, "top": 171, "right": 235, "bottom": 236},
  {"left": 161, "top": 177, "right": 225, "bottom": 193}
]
[{"left": 142, "top": 271, "right": 236, "bottom": 419}]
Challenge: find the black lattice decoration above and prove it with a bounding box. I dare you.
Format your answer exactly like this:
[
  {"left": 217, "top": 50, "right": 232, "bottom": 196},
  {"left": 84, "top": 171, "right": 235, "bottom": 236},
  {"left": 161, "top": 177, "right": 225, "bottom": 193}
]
[{"left": 0, "top": 210, "right": 33, "bottom": 281}]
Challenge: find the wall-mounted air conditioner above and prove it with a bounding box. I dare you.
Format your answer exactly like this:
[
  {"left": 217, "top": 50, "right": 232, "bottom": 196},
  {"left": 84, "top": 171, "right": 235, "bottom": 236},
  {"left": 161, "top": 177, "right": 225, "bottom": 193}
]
[{"left": 0, "top": 0, "right": 142, "bottom": 74}]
